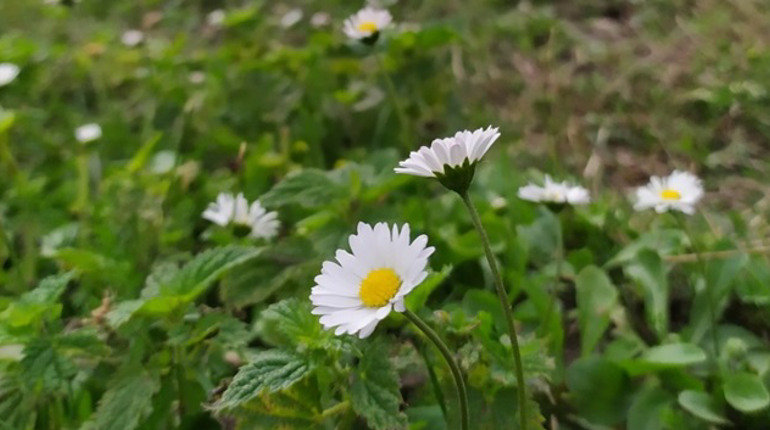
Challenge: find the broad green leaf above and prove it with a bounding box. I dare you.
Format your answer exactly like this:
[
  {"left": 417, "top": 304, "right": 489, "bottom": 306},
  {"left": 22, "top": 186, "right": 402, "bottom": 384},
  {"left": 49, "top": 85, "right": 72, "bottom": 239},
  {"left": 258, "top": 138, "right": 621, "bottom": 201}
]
[
  {"left": 735, "top": 255, "right": 770, "bottom": 305},
  {"left": 605, "top": 229, "right": 686, "bottom": 268},
  {"left": 84, "top": 369, "right": 161, "bottom": 430},
  {"left": 565, "top": 356, "right": 630, "bottom": 426},
  {"left": 226, "top": 377, "right": 322, "bottom": 430},
  {"left": 0, "top": 272, "right": 74, "bottom": 328},
  {"left": 351, "top": 340, "right": 407, "bottom": 430},
  {"left": 677, "top": 390, "right": 730, "bottom": 425},
  {"left": 215, "top": 349, "right": 313, "bottom": 411},
  {"left": 575, "top": 266, "right": 618, "bottom": 356},
  {"left": 628, "top": 385, "right": 673, "bottom": 430},
  {"left": 723, "top": 372, "right": 770, "bottom": 413},
  {"left": 260, "top": 168, "right": 347, "bottom": 208},
  {"left": 625, "top": 343, "right": 706, "bottom": 375},
  {"left": 624, "top": 249, "right": 668, "bottom": 338},
  {"left": 21, "top": 338, "right": 77, "bottom": 393}
]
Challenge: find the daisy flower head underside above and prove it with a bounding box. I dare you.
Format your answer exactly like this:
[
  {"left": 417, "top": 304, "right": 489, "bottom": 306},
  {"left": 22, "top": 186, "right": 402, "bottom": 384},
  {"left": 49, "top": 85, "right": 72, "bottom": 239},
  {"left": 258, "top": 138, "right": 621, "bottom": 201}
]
[
  {"left": 202, "top": 192, "right": 280, "bottom": 239},
  {"left": 310, "top": 222, "right": 434, "bottom": 338},
  {"left": 518, "top": 175, "right": 591, "bottom": 206},
  {"left": 634, "top": 170, "right": 704, "bottom": 215},
  {"left": 343, "top": 7, "right": 392, "bottom": 43},
  {"left": 394, "top": 126, "right": 500, "bottom": 194}
]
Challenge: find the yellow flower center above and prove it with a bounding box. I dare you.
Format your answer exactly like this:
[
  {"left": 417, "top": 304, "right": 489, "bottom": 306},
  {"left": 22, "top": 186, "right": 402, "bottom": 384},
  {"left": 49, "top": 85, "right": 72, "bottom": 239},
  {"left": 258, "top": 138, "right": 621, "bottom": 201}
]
[
  {"left": 660, "top": 189, "right": 682, "bottom": 201},
  {"left": 357, "top": 21, "right": 378, "bottom": 33},
  {"left": 359, "top": 268, "right": 401, "bottom": 308}
]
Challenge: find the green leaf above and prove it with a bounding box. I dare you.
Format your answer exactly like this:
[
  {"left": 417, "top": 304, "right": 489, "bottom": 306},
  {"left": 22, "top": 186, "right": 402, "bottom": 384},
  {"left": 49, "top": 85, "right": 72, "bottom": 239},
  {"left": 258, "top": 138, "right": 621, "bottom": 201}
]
[
  {"left": 258, "top": 298, "right": 328, "bottom": 350},
  {"left": 106, "top": 246, "right": 262, "bottom": 326},
  {"left": 0, "top": 272, "right": 74, "bottom": 329},
  {"left": 565, "top": 356, "right": 630, "bottom": 426},
  {"left": 260, "top": 169, "right": 347, "bottom": 208},
  {"left": 677, "top": 390, "right": 730, "bottom": 425},
  {"left": 158, "top": 245, "right": 263, "bottom": 298},
  {"left": 84, "top": 369, "right": 161, "bottom": 430},
  {"left": 723, "top": 372, "right": 770, "bottom": 413},
  {"left": 215, "top": 349, "right": 313, "bottom": 411},
  {"left": 351, "top": 340, "right": 407, "bottom": 430},
  {"left": 575, "top": 266, "right": 618, "bottom": 356},
  {"left": 405, "top": 265, "right": 452, "bottom": 312},
  {"left": 624, "top": 249, "right": 669, "bottom": 338},
  {"left": 20, "top": 338, "right": 77, "bottom": 393},
  {"left": 627, "top": 385, "right": 673, "bottom": 430},
  {"left": 626, "top": 343, "right": 706, "bottom": 375}
]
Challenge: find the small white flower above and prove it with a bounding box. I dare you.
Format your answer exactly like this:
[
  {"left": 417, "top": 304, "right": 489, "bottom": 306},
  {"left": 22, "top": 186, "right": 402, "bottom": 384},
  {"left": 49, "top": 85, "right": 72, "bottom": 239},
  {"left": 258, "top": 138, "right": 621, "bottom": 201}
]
[
  {"left": 207, "top": 9, "right": 226, "bottom": 27},
  {"left": 310, "top": 222, "right": 434, "bottom": 338},
  {"left": 310, "top": 12, "right": 330, "bottom": 28},
  {"left": 395, "top": 126, "right": 500, "bottom": 178},
  {"left": 634, "top": 170, "right": 704, "bottom": 215},
  {"left": 121, "top": 29, "right": 144, "bottom": 47},
  {"left": 280, "top": 8, "right": 303, "bottom": 28},
  {"left": 75, "top": 123, "right": 102, "bottom": 143},
  {"left": 518, "top": 176, "right": 591, "bottom": 205},
  {"left": 343, "top": 7, "right": 392, "bottom": 40},
  {"left": 0, "top": 63, "right": 20, "bottom": 87},
  {"left": 188, "top": 71, "right": 206, "bottom": 85},
  {"left": 202, "top": 193, "right": 280, "bottom": 239}
]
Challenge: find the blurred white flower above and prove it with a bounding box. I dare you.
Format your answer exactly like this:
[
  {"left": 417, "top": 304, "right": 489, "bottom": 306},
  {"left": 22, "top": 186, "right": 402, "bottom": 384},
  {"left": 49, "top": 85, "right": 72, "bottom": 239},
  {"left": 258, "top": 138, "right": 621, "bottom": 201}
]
[
  {"left": 75, "top": 123, "right": 102, "bottom": 143},
  {"left": 395, "top": 126, "right": 499, "bottom": 178},
  {"left": 0, "top": 63, "right": 20, "bottom": 87},
  {"left": 188, "top": 71, "right": 206, "bottom": 85},
  {"left": 280, "top": 8, "right": 303, "bottom": 28},
  {"left": 207, "top": 9, "right": 226, "bottom": 27},
  {"left": 310, "top": 222, "right": 434, "bottom": 338},
  {"left": 202, "top": 192, "right": 280, "bottom": 239},
  {"left": 634, "top": 170, "right": 704, "bottom": 215},
  {"left": 310, "top": 12, "right": 330, "bottom": 28},
  {"left": 518, "top": 176, "right": 591, "bottom": 205},
  {"left": 121, "top": 29, "right": 144, "bottom": 47},
  {"left": 343, "top": 7, "right": 392, "bottom": 41}
]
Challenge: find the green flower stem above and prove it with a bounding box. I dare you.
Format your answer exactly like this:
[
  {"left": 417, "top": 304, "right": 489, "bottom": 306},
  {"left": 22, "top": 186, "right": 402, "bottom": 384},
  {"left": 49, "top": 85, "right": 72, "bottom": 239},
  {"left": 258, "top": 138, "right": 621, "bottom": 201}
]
[
  {"left": 318, "top": 400, "right": 350, "bottom": 421},
  {"left": 674, "top": 213, "right": 720, "bottom": 361},
  {"left": 404, "top": 309, "right": 469, "bottom": 430},
  {"left": 460, "top": 192, "right": 528, "bottom": 430},
  {"left": 375, "top": 53, "right": 411, "bottom": 152}
]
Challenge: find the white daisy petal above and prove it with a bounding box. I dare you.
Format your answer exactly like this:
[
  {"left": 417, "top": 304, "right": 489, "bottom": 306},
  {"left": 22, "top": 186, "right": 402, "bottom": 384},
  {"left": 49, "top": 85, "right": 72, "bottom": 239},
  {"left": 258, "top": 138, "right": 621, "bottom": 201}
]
[
  {"left": 75, "top": 123, "right": 102, "bottom": 143},
  {"left": 0, "top": 63, "right": 20, "bottom": 87},
  {"left": 517, "top": 177, "right": 590, "bottom": 206},
  {"left": 395, "top": 126, "right": 499, "bottom": 180},
  {"left": 310, "top": 222, "right": 432, "bottom": 338}
]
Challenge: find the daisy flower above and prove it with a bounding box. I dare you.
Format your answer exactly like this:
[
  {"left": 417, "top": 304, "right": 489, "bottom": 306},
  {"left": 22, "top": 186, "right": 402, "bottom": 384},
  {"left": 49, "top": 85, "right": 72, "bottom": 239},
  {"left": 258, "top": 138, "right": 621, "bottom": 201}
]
[
  {"left": 634, "top": 170, "right": 703, "bottom": 214},
  {"left": 518, "top": 175, "right": 591, "bottom": 205},
  {"left": 0, "top": 63, "right": 20, "bottom": 87},
  {"left": 394, "top": 126, "right": 500, "bottom": 193},
  {"left": 202, "top": 193, "right": 280, "bottom": 239},
  {"left": 75, "top": 123, "right": 102, "bottom": 143},
  {"left": 310, "top": 222, "right": 434, "bottom": 338},
  {"left": 343, "top": 7, "right": 392, "bottom": 43}
]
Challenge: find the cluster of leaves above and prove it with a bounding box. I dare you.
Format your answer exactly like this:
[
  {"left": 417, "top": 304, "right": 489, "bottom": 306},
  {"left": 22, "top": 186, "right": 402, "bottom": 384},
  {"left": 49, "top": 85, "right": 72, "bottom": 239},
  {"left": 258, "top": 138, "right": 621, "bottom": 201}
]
[{"left": 2, "top": 0, "right": 770, "bottom": 430}]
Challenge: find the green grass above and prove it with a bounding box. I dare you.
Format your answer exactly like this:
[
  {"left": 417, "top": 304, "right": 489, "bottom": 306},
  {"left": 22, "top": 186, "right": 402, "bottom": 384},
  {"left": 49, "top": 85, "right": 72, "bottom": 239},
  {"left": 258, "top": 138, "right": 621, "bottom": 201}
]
[{"left": 1, "top": 1, "right": 770, "bottom": 429}]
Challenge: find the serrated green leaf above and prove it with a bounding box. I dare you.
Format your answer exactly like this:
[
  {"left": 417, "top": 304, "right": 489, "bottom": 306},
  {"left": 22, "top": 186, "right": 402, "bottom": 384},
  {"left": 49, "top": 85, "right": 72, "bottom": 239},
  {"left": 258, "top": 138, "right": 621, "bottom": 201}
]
[
  {"left": 84, "top": 369, "right": 161, "bottom": 430},
  {"left": 677, "top": 390, "right": 730, "bottom": 425},
  {"left": 723, "top": 372, "right": 770, "bottom": 413},
  {"left": 575, "top": 266, "right": 618, "bottom": 357},
  {"left": 351, "top": 340, "right": 407, "bottom": 430},
  {"left": 215, "top": 349, "right": 313, "bottom": 411},
  {"left": 624, "top": 249, "right": 669, "bottom": 338},
  {"left": 260, "top": 169, "right": 347, "bottom": 208},
  {"left": 20, "top": 338, "right": 77, "bottom": 393},
  {"left": 0, "top": 272, "right": 74, "bottom": 329},
  {"left": 258, "top": 298, "right": 327, "bottom": 349},
  {"left": 160, "top": 245, "right": 263, "bottom": 297}
]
